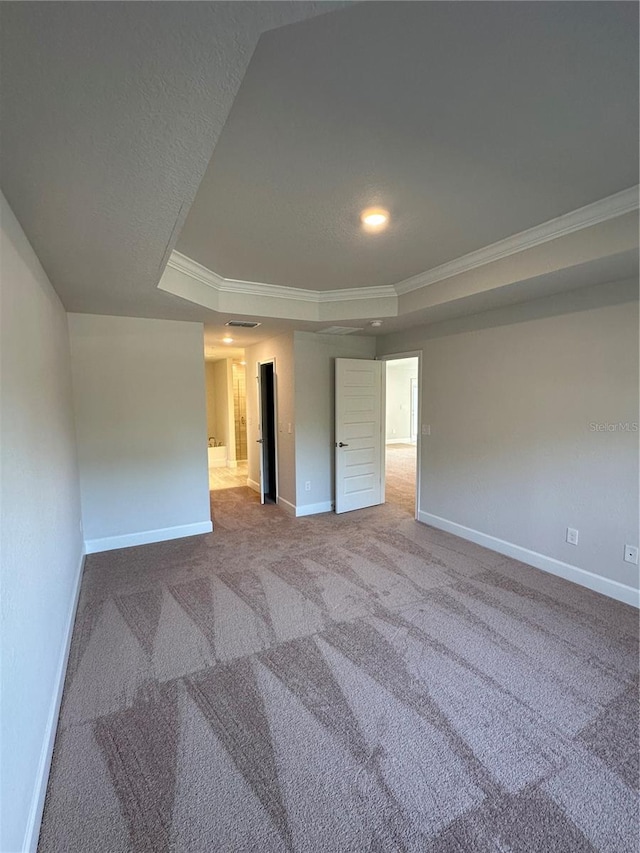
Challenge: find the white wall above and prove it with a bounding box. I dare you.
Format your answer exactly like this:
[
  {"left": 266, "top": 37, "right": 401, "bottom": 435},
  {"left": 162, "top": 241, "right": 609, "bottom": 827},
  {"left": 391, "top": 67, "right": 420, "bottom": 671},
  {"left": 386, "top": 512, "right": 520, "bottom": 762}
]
[
  {"left": 68, "top": 314, "right": 211, "bottom": 552},
  {"left": 377, "top": 279, "right": 639, "bottom": 603},
  {"left": 245, "top": 333, "right": 296, "bottom": 505},
  {"left": 294, "top": 332, "right": 376, "bottom": 513},
  {"left": 1, "top": 192, "right": 84, "bottom": 852},
  {"left": 386, "top": 359, "right": 418, "bottom": 442}
]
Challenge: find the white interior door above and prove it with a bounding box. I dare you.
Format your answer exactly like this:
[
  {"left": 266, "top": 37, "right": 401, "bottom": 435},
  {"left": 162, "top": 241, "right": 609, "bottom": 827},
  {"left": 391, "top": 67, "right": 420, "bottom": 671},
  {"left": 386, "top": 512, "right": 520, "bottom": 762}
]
[{"left": 335, "top": 358, "right": 384, "bottom": 514}]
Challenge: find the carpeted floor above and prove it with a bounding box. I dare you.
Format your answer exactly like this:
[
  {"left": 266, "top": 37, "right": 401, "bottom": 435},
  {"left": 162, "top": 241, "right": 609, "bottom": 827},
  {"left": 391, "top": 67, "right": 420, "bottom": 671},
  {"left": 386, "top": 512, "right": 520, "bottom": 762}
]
[
  {"left": 385, "top": 443, "right": 417, "bottom": 516},
  {"left": 39, "top": 473, "right": 638, "bottom": 851}
]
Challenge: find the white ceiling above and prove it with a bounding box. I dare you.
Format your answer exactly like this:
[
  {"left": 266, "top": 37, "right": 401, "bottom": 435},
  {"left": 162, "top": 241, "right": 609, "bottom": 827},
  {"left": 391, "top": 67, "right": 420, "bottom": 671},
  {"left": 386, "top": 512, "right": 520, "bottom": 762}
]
[
  {"left": 0, "top": 1, "right": 344, "bottom": 321},
  {"left": 177, "top": 2, "right": 639, "bottom": 290},
  {"left": 1, "top": 1, "right": 638, "bottom": 350}
]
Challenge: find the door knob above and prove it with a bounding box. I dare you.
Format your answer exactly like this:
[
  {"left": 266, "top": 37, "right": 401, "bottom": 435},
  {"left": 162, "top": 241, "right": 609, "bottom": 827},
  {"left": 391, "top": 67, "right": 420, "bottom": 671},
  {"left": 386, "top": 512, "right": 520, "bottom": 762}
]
[
  {"left": 338, "top": 442, "right": 349, "bottom": 447},
  {"left": 256, "top": 439, "right": 263, "bottom": 444}
]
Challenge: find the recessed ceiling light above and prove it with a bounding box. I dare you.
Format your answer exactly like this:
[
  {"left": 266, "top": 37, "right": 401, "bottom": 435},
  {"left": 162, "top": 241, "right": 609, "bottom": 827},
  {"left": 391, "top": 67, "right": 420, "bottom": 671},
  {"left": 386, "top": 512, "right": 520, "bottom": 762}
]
[
  {"left": 370, "top": 320, "right": 383, "bottom": 327},
  {"left": 361, "top": 207, "right": 389, "bottom": 232},
  {"left": 222, "top": 336, "right": 233, "bottom": 344}
]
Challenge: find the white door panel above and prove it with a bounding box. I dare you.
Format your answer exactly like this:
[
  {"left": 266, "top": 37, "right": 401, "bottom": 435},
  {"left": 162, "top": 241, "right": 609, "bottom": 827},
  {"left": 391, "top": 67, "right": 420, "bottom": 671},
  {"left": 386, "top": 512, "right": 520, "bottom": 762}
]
[{"left": 335, "top": 358, "right": 384, "bottom": 514}]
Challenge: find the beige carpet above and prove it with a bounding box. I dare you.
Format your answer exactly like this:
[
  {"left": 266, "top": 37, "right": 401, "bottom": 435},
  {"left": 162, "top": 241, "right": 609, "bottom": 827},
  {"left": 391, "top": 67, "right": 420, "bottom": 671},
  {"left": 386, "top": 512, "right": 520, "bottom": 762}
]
[{"left": 39, "top": 483, "right": 638, "bottom": 852}]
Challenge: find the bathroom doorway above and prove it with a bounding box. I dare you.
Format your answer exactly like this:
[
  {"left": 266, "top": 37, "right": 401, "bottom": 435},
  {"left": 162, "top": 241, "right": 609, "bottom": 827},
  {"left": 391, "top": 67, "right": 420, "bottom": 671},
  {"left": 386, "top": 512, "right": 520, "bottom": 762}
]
[
  {"left": 232, "top": 360, "right": 248, "bottom": 461},
  {"left": 204, "top": 354, "right": 249, "bottom": 492}
]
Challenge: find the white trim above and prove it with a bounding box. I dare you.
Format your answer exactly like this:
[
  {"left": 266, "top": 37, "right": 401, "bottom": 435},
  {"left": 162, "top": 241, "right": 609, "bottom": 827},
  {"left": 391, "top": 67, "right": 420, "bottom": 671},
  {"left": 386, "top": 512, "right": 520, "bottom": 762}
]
[
  {"left": 247, "top": 478, "right": 261, "bottom": 493},
  {"left": 385, "top": 437, "right": 413, "bottom": 445},
  {"left": 394, "top": 186, "right": 639, "bottom": 295},
  {"left": 163, "top": 188, "right": 638, "bottom": 314},
  {"left": 377, "top": 350, "right": 427, "bottom": 360},
  {"left": 168, "top": 251, "right": 397, "bottom": 305},
  {"left": 23, "top": 548, "right": 85, "bottom": 853},
  {"left": 277, "top": 496, "right": 297, "bottom": 516},
  {"left": 84, "top": 521, "right": 213, "bottom": 554},
  {"left": 278, "top": 497, "right": 334, "bottom": 517},
  {"left": 226, "top": 459, "right": 239, "bottom": 469},
  {"left": 295, "top": 501, "right": 334, "bottom": 517},
  {"left": 418, "top": 511, "right": 640, "bottom": 608}
]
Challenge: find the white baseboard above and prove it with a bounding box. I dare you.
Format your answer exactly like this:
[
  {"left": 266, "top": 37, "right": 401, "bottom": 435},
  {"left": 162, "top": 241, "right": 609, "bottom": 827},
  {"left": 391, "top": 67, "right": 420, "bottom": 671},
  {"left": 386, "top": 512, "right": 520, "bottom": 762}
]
[
  {"left": 295, "top": 500, "right": 334, "bottom": 517},
  {"left": 247, "top": 478, "right": 261, "bottom": 493},
  {"left": 226, "top": 460, "right": 239, "bottom": 469},
  {"left": 84, "top": 521, "right": 213, "bottom": 554},
  {"left": 23, "top": 547, "right": 85, "bottom": 853},
  {"left": 278, "top": 497, "right": 334, "bottom": 518},
  {"left": 386, "top": 438, "right": 414, "bottom": 445},
  {"left": 418, "top": 511, "right": 639, "bottom": 608},
  {"left": 278, "top": 497, "right": 296, "bottom": 517}
]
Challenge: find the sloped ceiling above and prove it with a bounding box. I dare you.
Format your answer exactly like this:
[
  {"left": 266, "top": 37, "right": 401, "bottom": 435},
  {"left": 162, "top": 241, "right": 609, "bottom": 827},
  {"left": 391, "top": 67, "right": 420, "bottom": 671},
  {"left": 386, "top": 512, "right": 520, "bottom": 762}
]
[
  {"left": 177, "top": 1, "right": 639, "bottom": 291},
  {"left": 1, "top": 1, "right": 638, "bottom": 349},
  {"left": 0, "top": 1, "right": 344, "bottom": 322}
]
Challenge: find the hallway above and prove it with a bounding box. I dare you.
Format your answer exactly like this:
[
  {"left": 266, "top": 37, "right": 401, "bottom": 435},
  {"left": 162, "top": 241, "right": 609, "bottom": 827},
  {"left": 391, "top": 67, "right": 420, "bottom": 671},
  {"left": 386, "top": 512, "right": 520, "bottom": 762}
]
[{"left": 384, "top": 443, "right": 417, "bottom": 516}]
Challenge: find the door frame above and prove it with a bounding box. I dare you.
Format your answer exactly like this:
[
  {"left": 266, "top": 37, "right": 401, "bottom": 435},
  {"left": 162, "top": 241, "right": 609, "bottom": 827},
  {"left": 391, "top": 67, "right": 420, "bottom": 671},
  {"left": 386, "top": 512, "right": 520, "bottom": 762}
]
[
  {"left": 410, "top": 377, "right": 418, "bottom": 442},
  {"left": 377, "top": 351, "right": 422, "bottom": 520},
  {"left": 256, "top": 357, "right": 279, "bottom": 505}
]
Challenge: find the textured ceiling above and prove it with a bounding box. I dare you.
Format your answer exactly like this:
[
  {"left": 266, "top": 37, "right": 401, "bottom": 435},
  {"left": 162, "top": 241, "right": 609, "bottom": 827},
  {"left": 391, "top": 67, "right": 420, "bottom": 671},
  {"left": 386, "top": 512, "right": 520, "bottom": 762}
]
[
  {"left": 177, "top": 1, "right": 639, "bottom": 291},
  {"left": 0, "top": 1, "right": 637, "bottom": 347},
  {"left": 0, "top": 1, "right": 344, "bottom": 319}
]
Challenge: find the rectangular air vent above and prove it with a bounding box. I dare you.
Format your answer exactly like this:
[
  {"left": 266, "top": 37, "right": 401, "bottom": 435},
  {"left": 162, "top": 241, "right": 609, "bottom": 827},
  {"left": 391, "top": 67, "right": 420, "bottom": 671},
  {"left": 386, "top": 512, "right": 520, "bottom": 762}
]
[
  {"left": 317, "top": 326, "right": 363, "bottom": 335},
  {"left": 225, "top": 320, "right": 261, "bottom": 328}
]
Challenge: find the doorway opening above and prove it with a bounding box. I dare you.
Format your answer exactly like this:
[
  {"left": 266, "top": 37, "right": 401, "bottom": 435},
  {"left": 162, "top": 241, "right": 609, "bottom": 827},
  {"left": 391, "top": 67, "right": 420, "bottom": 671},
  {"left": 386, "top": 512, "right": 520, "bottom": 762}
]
[
  {"left": 204, "top": 353, "right": 249, "bottom": 493},
  {"left": 384, "top": 355, "right": 420, "bottom": 517},
  {"left": 258, "top": 361, "right": 277, "bottom": 504}
]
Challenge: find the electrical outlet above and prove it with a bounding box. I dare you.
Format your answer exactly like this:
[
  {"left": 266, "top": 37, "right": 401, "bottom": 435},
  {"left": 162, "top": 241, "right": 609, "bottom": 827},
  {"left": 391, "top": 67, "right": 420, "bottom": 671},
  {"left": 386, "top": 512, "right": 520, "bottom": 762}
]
[
  {"left": 422, "top": 424, "right": 431, "bottom": 436},
  {"left": 624, "top": 545, "right": 639, "bottom": 565},
  {"left": 566, "top": 527, "right": 579, "bottom": 545},
  {"left": 305, "top": 481, "right": 311, "bottom": 492}
]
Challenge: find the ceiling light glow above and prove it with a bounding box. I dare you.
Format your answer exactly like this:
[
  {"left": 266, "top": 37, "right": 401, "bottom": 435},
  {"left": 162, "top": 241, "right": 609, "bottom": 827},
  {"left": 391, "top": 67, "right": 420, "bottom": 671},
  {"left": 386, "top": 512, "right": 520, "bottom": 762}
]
[
  {"left": 222, "top": 336, "right": 234, "bottom": 344},
  {"left": 361, "top": 207, "right": 390, "bottom": 232}
]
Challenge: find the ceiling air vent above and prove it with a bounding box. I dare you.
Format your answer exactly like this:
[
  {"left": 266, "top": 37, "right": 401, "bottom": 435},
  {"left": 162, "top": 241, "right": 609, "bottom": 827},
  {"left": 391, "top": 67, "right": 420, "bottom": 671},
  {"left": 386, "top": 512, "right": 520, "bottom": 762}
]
[
  {"left": 225, "top": 320, "right": 261, "bottom": 329},
  {"left": 317, "top": 326, "right": 363, "bottom": 335}
]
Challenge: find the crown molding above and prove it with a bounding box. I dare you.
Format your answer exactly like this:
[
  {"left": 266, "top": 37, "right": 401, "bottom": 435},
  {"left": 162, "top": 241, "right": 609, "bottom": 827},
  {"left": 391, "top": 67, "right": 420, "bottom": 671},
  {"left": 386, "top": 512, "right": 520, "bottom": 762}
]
[
  {"left": 167, "top": 252, "right": 397, "bottom": 304},
  {"left": 163, "top": 186, "right": 638, "bottom": 319},
  {"left": 394, "top": 185, "right": 638, "bottom": 295}
]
